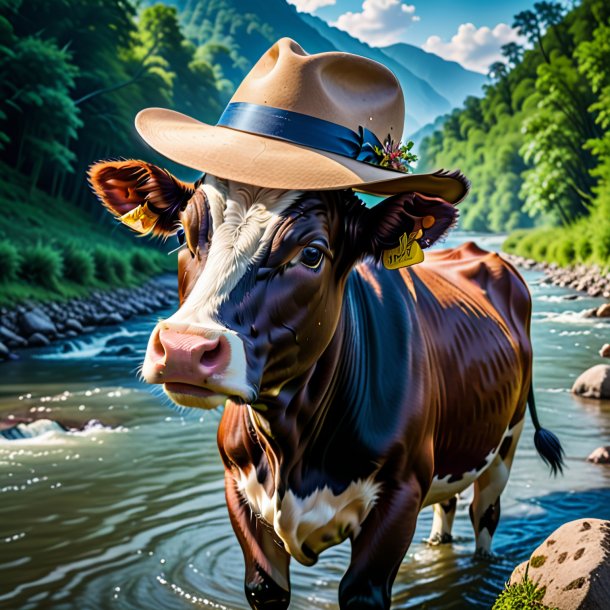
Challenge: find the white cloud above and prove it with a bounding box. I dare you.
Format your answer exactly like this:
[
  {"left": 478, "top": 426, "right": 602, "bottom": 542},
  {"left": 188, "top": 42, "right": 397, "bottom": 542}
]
[
  {"left": 422, "top": 23, "right": 526, "bottom": 74},
  {"left": 331, "top": 0, "right": 420, "bottom": 47},
  {"left": 287, "top": 0, "right": 336, "bottom": 13}
]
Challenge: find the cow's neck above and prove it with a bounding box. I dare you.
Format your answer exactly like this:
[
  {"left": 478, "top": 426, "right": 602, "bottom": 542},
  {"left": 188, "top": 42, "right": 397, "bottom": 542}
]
[{"left": 253, "top": 263, "right": 419, "bottom": 496}]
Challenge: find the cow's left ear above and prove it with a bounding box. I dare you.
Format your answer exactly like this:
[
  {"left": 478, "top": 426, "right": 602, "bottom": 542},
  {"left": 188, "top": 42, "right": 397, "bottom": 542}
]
[
  {"left": 88, "top": 160, "right": 197, "bottom": 237},
  {"left": 363, "top": 192, "right": 458, "bottom": 264}
]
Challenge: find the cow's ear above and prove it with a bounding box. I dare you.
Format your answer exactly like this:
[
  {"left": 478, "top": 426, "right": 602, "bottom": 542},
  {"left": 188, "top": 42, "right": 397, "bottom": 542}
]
[
  {"left": 364, "top": 192, "right": 458, "bottom": 262},
  {"left": 88, "top": 160, "right": 196, "bottom": 237}
]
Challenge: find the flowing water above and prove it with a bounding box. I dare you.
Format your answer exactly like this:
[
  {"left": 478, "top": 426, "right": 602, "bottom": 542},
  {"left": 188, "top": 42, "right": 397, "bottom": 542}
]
[{"left": 1, "top": 233, "right": 610, "bottom": 610}]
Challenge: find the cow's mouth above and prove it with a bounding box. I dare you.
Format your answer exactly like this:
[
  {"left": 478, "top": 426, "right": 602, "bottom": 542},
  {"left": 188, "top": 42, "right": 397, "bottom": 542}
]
[{"left": 163, "top": 382, "right": 227, "bottom": 410}]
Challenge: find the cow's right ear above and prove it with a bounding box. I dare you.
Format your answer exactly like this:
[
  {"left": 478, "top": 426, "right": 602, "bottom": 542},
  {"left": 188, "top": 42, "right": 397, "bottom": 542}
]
[{"left": 88, "top": 160, "right": 196, "bottom": 237}]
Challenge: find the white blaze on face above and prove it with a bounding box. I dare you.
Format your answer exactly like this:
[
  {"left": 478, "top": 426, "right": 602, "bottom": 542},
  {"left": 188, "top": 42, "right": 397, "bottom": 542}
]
[
  {"left": 169, "top": 176, "right": 302, "bottom": 327},
  {"left": 158, "top": 177, "right": 302, "bottom": 405}
]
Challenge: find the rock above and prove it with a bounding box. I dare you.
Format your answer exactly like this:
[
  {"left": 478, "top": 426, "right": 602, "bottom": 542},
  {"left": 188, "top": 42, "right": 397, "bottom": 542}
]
[
  {"left": 0, "top": 325, "right": 27, "bottom": 347},
  {"left": 596, "top": 303, "right": 610, "bottom": 318},
  {"left": 64, "top": 318, "right": 83, "bottom": 333},
  {"left": 18, "top": 309, "right": 56, "bottom": 337},
  {"left": 587, "top": 447, "right": 610, "bottom": 464},
  {"left": 102, "top": 313, "right": 124, "bottom": 325},
  {"left": 27, "top": 332, "right": 50, "bottom": 347},
  {"left": 563, "top": 294, "right": 579, "bottom": 301},
  {"left": 509, "top": 519, "right": 610, "bottom": 609},
  {"left": 599, "top": 344, "right": 610, "bottom": 358},
  {"left": 572, "top": 365, "right": 610, "bottom": 399}
]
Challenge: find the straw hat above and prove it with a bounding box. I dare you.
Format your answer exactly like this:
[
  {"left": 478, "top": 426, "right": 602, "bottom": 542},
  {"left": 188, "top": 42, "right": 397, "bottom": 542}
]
[{"left": 135, "top": 38, "right": 469, "bottom": 203}]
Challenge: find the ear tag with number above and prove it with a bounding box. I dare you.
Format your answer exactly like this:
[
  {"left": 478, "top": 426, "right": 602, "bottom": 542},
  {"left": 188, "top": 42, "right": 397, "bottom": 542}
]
[
  {"left": 383, "top": 231, "right": 424, "bottom": 270},
  {"left": 119, "top": 202, "right": 159, "bottom": 234}
]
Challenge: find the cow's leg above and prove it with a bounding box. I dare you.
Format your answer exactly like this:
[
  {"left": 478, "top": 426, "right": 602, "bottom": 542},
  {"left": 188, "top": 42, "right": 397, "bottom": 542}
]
[
  {"left": 339, "top": 474, "right": 424, "bottom": 610},
  {"left": 469, "top": 421, "right": 523, "bottom": 557},
  {"left": 427, "top": 495, "right": 458, "bottom": 544},
  {"left": 224, "top": 474, "right": 291, "bottom": 610}
]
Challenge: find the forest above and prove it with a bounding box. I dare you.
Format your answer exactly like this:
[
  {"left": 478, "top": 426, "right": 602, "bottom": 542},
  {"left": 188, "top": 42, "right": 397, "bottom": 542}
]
[
  {"left": 1, "top": 0, "right": 608, "bottom": 305},
  {"left": 419, "top": 0, "right": 610, "bottom": 267}
]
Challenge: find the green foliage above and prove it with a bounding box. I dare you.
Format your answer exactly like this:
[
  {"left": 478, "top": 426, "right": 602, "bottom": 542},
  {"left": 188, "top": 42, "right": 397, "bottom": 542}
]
[
  {"left": 92, "top": 247, "right": 130, "bottom": 285},
  {"left": 0, "top": 240, "right": 19, "bottom": 282},
  {"left": 130, "top": 250, "right": 156, "bottom": 275},
  {"left": 61, "top": 243, "right": 95, "bottom": 286},
  {"left": 19, "top": 243, "right": 63, "bottom": 289},
  {"left": 492, "top": 572, "right": 558, "bottom": 610},
  {"left": 423, "top": 0, "right": 610, "bottom": 268}
]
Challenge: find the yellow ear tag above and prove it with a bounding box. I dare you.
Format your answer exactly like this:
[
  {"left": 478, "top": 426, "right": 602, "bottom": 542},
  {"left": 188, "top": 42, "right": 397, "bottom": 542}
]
[
  {"left": 383, "top": 231, "right": 425, "bottom": 270},
  {"left": 119, "top": 203, "right": 158, "bottom": 234}
]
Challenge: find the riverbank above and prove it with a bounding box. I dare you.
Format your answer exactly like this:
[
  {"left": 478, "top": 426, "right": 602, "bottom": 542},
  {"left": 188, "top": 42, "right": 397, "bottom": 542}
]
[
  {"left": 502, "top": 253, "right": 610, "bottom": 299},
  {"left": 0, "top": 274, "right": 177, "bottom": 361}
]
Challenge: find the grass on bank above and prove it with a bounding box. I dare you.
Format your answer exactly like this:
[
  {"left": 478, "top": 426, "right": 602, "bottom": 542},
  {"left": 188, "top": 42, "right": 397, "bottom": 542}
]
[
  {"left": 503, "top": 222, "right": 609, "bottom": 269},
  {"left": 492, "top": 571, "right": 558, "bottom": 610},
  {"left": 0, "top": 166, "right": 176, "bottom": 306}
]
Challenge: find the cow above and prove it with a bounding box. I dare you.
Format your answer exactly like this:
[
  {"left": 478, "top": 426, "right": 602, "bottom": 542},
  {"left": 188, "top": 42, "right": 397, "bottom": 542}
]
[{"left": 89, "top": 159, "right": 564, "bottom": 610}]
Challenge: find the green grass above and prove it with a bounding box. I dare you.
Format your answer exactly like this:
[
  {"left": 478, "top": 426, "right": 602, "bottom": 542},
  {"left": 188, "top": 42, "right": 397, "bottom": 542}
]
[
  {"left": 492, "top": 571, "right": 558, "bottom": 610},
  {"left": 0, "top": 165, "right": 176, "bottom": 305}
]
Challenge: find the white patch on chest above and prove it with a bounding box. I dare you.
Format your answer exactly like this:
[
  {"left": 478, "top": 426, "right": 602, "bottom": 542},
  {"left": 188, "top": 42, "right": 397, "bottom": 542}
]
[
  {"left": 235, "top": 467, "right": 381, "bottom": 566},
  {"left": 423, "top": 423, "right": 517, "bottom": 507}
]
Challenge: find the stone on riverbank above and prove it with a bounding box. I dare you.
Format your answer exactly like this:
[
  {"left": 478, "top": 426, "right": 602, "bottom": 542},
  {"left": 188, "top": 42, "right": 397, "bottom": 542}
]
[
  {"left": 0, "top": 324, "right": 27, "bottom": 347},
  {"left": 596, "top": 303, "right": 610, "bottom": 318},
  {"left": 571, "top": 365, "right": 610, "bottom": 399},
  {"left": 509, "top": 519, "right": 610, "bottom": 610},
  {"left": 27, "top": 332, "right": 50, "bottom": 347},
  {"left": 18, "top": 309, "right": 57, "bottom": 337},
  {"left": 587, "top": 446, "right": 610, "bottom": 464}
]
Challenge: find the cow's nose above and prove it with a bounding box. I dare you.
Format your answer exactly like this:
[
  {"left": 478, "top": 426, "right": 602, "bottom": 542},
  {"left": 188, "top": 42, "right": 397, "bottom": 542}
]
[{"left": 142, "top": 326, "right": 230, "bottom": 385}]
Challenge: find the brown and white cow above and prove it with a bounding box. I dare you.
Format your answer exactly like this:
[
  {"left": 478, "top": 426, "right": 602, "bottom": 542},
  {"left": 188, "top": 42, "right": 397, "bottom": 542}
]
[{"left": 90, "top": 160, "right": 563, "bottom": 610}]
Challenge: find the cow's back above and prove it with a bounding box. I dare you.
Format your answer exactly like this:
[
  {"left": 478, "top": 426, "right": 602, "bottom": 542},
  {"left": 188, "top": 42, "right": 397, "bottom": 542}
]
[{"left": 407, "top": 242, "right": 532, "bottom": 487}]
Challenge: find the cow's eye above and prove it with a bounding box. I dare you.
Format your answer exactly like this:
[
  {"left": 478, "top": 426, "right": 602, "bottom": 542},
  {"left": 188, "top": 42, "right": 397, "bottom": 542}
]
[{"left": 300, "top": 245, "right": 324, "bottom": 269}]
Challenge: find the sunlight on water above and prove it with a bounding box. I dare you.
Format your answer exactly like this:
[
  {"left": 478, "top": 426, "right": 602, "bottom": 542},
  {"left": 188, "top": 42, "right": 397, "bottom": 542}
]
[{"left": 1, "top": 241, "right": 610, "bottom": 610}]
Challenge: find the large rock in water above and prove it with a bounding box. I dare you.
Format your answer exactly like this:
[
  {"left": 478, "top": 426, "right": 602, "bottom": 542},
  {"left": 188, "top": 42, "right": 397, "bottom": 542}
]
[
  {"left": 571, "top": 365, "right": 610, "bottom": 399},
  {"left": 510, "top": 519, "right": 610, "bottom": 609}
]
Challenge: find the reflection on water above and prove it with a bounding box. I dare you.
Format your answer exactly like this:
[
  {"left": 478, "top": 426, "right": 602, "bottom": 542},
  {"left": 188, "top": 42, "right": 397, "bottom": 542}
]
[{"left": 1, "top": 232, "right": 610, "bottom": 609}]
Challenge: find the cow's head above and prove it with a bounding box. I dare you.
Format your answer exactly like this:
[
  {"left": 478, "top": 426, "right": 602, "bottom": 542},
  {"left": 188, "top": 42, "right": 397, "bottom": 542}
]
[{"left": 89, "top": 160, "right": 462, "bottom": 410}]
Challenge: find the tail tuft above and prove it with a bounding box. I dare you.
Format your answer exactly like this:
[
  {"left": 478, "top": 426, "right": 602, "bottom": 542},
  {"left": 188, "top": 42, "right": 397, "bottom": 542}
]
[{"left": 534, "top": 427, "right": 565, "bottom": 476}]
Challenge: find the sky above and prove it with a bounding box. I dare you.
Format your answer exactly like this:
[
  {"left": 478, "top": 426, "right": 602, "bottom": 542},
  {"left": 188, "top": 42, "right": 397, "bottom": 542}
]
[{"left": 286, "top": 0, "right": 550, "bottom": 74}]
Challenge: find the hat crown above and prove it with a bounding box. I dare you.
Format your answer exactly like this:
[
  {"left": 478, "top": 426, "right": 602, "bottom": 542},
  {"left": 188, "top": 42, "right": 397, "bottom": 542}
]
[{"left": 230, "top": 38, "right": 405, "bottom": 143}]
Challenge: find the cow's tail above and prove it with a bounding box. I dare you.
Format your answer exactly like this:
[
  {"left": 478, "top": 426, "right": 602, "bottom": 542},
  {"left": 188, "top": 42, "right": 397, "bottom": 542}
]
[{"left": 527, "top": 384, "right": 565, "bottom": 476}]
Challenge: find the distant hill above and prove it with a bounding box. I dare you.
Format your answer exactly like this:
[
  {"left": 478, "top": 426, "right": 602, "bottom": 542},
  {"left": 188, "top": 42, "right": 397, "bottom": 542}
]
[
  {"left": 158, "top": 0, "right": 484, "bottom": 137},
  {"left": 297, "top": 13, "right": 452, "bottom": 133},
  {"left": 380, "top": 43, "right": 486, "bottom": 109}
]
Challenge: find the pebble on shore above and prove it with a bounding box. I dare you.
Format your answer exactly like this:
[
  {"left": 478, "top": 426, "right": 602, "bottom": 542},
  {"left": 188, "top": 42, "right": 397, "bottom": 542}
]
[{"left": 0, "top": 275, "right": 177, "bottom": 361}]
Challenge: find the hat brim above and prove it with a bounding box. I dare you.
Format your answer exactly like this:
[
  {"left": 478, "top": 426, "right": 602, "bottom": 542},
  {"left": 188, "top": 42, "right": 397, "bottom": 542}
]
[{"left": 135, "top": 108, "right": 470, "bottom": 204}]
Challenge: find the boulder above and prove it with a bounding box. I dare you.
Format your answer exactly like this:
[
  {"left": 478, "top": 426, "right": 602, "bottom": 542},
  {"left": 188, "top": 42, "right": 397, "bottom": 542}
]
[
  {"left": 587, "top": 447, "right": 610, "bottom": 464},
  {"left": 18, "top": 309, "right": 56, "bottom": 337},
  {"left": 63, "top": 318, "right": 83, "bottom": 333},
  {"left": 571, "top": 365, "right": 610, "bottom": 399},
  {"left": 600, "top": 344, "right": 610, "bottom": 359},
  {"left": 0, "top": 325, "right": 27, "bottom": 347},
  {"left": 509, "top": 519, "right": 610, "bottom": 609},
  {"left": 596, "top": 303, "right": 610, "bottom": 318},
  {"left": 27, "top": 332, "right": 50, "bottom": 347}
]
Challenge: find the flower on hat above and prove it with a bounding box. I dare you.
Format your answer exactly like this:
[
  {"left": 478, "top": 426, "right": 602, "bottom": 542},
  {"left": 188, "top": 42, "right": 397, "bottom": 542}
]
[{"left": 374, "top": 136, "right": 418, "bottom": 173}]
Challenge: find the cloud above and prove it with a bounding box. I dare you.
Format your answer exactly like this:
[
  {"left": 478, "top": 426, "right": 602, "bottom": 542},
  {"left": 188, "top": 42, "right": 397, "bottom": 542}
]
[
  {"left": 287, "top": 0, "right": 336, "bottom": 13},
  {"left": 423, "top": 23, "right": 525, "bottom": 74},
  {"left": 331, "top": 0, "right": 420, "bottom": 47}
]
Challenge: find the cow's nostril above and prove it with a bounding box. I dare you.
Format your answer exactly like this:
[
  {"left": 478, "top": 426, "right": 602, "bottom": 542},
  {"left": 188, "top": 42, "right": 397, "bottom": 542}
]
[
  {"left": 201, "top": 338, "right": 223, "bottom": 366},
  {"left": 149, "top": 326, "right": 166, "bottom": 363}
]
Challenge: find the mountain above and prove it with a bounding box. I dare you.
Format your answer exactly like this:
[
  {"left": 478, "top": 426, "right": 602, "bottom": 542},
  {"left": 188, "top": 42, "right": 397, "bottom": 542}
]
[
  {"left": 158, "top": 0, "right": 483, "bottom": 137},
  {"left": 297, "top": 12, "right": 453, "bottom": 134},
  {"left": 380, "top": 43, "right": 486, "bottom": 109}
]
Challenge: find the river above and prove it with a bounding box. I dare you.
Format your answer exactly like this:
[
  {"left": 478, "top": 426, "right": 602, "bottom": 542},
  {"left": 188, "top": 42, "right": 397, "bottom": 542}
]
[{"left": 1, "top": 232, "right": 609, "bottom": 610}]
